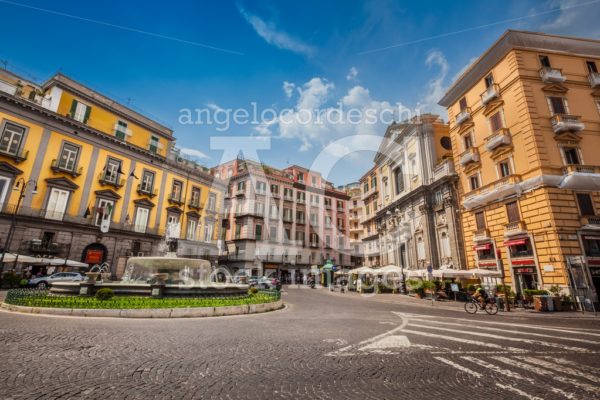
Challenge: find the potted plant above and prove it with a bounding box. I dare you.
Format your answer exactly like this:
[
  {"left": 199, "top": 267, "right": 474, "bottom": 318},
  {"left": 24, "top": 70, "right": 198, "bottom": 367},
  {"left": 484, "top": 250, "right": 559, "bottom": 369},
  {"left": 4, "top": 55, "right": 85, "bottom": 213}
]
[{"left": 422, "top": 280, "right": 437, "bottom": 298}]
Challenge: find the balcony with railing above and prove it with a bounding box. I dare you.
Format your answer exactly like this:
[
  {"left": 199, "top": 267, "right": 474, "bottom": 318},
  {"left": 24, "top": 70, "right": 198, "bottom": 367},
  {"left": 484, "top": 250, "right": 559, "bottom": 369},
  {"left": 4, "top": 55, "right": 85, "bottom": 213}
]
[
  {"left": 473, "top": 228, "right": 490, "bottom": 242},
  {"left": 29, "top": 240, "right": 66, "bottom": 255},
  {"left": 0, "top": 79, "right": 19, "bottom": 96},
  {"left": 551, "top": 114, "right": 585, "bottom": 134},
  {"left": 455, "top": 107, "right": 471, "bottom": 125},
  {"left": 114, "top": 124, "right": 133, "bottom": 141},
  {"left": 560, "top": 164, "right": 600, "bottom": 191},
  {"left": 187, "top": 200, "right": 202, "bottom": 210},
  {"left": 137, "top": 184, "right": 158, "bottom": 198},
  {"left": 480, "top": 84, "right": 500, "bottom": 105},
  {"left": 50, "top": 159, "right": 83, "bottom": 177},
  {"left": 459, "top": 147, "right": 479, "bottom": 167},
  {"left": 167, "top": 193, "right": 184, "bottom": 205},
  {"left": 235, "top": 187, "right": 246, "bottom": 197},
  {"left": 539, "top": 67, "right": 566, "bottom": 83},
  {"left": 504, "top": 220, "right": 526, "bottom": 237},
  {"left": 484, "top": 128, "right": 512, "bottom": 152},
  {"left": 589, "top": 72, "right": 600, "bottom": 88},
  {"left": 97, "top": 173, "right": 124, "bottom": 189},
  {"left": 581, "top": 215, "right": 600, "bottom": 226},
  {"left": 0, "top": 147, "right": 28, "bottom": 163},
  {"left": 432, "top": 158, "right": 455, "bottom": 181}
]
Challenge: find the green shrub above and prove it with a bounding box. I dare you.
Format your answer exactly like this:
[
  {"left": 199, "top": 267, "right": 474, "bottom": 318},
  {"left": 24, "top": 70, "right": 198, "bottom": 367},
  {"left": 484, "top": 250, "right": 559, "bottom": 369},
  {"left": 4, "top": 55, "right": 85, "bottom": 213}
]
[
  {"left": 421, "top": 280, "right": 437, "bottom": 291},
  {"left": 496, "top": 284, "right": 511, "bottom": 294},
  {"left": 548, "top": 285, "right": 561, "bottom": 295},
  {"left": 405, "top": 279, "right": 421, "bottom": 290},
  {"left": 95, "top": 288, "right": 115, "bottom": 301},
  {"left": 248, "top": 286, "right": 258, "bottom": 294},
  {"left": 523, "top": 289, "right": 549, "bottom": 297},
  {"left": 2, "top": 272, "right": 21, "bottom": 288},
  {"left": 466, "top": 284, "right": 476, "bottom": 292},
  {"left": 19, "top": 279, "right": 29, "bottom": 287}
]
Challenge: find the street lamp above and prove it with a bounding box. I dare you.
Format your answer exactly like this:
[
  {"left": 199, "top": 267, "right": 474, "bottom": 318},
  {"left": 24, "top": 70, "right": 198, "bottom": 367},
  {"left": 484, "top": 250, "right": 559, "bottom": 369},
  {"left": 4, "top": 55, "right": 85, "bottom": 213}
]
[{"left": 0, "top": 178, "right": 37, "bottom": 272}]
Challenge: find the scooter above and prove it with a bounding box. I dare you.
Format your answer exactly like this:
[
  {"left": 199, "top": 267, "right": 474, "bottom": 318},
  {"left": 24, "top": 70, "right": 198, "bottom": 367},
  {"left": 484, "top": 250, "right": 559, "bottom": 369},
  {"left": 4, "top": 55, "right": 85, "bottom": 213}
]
[{"left": 309, "top": 280, "right": 316, "bottom": 289}]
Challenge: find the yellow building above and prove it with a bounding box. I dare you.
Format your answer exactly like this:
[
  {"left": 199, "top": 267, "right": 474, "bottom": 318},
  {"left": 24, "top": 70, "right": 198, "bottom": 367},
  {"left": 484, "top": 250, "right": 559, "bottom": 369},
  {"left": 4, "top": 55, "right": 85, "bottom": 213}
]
[
  {"left": 0, "top": 68, "right": 224, "bottom": 275},
  {"left": 439, "top": 30, "right": 600, "bottom": 305}
]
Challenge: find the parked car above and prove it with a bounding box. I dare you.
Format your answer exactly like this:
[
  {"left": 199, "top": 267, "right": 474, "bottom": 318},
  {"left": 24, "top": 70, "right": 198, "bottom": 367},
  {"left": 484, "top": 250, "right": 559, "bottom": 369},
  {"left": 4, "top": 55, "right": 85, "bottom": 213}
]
[
  {"left": 248, "top": 276, "right": 281, "bottom": 290},
  {"left": 29, "top": 272, "right": 85, "bottom": 289}
]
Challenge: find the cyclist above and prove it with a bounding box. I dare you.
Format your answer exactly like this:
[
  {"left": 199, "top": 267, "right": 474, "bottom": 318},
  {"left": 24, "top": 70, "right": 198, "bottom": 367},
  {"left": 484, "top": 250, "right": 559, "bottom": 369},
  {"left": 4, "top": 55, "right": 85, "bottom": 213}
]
[{"left": 473, "top": 286, "right": 488, "bottom": 307}]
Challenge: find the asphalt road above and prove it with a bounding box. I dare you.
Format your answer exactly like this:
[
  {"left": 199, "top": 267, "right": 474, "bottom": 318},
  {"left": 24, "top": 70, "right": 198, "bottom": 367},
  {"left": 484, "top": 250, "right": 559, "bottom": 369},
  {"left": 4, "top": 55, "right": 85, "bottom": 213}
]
[{"left": 1, "top": 287, "right": 599, "bottom": 400}]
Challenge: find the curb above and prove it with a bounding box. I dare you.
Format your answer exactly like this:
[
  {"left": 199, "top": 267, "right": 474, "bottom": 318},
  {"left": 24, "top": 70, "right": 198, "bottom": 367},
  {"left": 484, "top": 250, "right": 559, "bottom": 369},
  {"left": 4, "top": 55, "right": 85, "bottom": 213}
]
[{"left": 0, "top": 300, "right": 284, "bottom": 319}]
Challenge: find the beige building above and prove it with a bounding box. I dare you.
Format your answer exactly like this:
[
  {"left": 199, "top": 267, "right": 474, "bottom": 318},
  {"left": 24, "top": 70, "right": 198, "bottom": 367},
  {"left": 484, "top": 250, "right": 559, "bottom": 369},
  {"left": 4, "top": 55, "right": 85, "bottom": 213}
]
[
  {"left": 359, "top": 167, "right": 381, "bottom": 267},
  {"left": 439, "top": 30, "right": 600, "bottom": 306},
  {"left": 343, "top": 182, "right": 365, "bottom": 266}
]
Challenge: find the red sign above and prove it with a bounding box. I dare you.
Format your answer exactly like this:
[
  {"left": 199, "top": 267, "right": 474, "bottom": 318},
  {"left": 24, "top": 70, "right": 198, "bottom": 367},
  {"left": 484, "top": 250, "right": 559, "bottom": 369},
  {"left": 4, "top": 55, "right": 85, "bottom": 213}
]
[
  {"left": 588, "top": 259, "right": 600, "bottom": 265},
  {"left": 511, "top": 259, "right": 535, "bottom": 266},
  {"left": 504, "top": 238, "right": 527, "bottom": 247},
  {"left": 85, "top": 249, "right": 104, "bottom": 264},
  {"left": 514, "top": 267, "right": 535, "bottom": 273},
  {"left": 479, "top": 262, "right": 497, "bottom": 267},
  {"left": 473, "top": 244, "right": 491, "bottom": 251}
]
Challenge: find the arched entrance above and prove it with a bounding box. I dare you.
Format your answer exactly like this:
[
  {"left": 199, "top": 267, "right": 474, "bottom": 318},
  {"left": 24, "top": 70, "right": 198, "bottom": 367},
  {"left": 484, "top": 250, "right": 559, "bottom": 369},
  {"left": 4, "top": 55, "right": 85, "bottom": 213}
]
[{"left": 81, "top": 242, "right": 108, "bottom": 267}]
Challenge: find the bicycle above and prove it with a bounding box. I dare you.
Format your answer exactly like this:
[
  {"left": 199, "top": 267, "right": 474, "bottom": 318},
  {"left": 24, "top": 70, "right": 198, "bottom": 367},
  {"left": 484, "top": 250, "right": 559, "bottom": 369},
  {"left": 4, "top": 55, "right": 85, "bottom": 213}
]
[{"left": 464, "top": 296, "right": 498, "bottom": 315}]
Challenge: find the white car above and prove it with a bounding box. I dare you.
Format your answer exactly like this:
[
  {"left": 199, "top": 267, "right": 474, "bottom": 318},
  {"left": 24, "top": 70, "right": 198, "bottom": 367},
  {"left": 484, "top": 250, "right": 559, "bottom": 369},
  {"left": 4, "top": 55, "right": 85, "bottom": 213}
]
[{"left": 29, "top": 272, "right": 85, "bottom": 289}]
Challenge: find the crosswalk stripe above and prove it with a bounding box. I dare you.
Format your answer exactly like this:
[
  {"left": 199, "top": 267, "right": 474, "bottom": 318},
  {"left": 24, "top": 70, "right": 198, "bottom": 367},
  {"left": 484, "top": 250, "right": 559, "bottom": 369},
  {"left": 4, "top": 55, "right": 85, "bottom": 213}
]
[
  {"left": 402, "top": 329, "right": 523, "bottom": 352},
  {"left": 494, "top": 383, "right": 546, "bottom": 400},
  {"left": 408, "top": 319, "right": 599, "bottom": 345},
  {"left": 513, "top": 356, "right": 600, "bottom": 384},
  {"left": 407, "top": 323, "right": 589, "bottom": 352},
  {"left": 433, "top": 357, "right": 482, "bottom": 378},
  {"left": 542, "top": 356, "right": 600, "bottom": 374},
  {"left": 493, "top": 356, "right": 600, "bottom": 393},
  {"left": 461, "top": 356, "right": 536, "bottom": 383}
]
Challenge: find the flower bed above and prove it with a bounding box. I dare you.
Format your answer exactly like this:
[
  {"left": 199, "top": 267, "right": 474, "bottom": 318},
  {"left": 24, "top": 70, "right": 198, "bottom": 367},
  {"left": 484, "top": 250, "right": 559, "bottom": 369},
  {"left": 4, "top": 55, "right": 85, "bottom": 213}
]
[{"left": 4, "top": 288, "right": 280, "bottom": 309}]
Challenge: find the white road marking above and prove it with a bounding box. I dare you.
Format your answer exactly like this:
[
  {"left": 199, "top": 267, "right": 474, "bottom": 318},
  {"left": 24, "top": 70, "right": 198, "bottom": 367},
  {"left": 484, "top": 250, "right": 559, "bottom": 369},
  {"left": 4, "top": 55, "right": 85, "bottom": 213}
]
[
  {"left": 542, "top": 356, "right": 600, "bottom": 374},
  {"left": 513, "top": 356, "right": 600, "bottom": 384},
  {"left": 433, "top": 357, "right": 482, "bottom": 378},
  {"left": 494, "top": 383, "right": 546, "bottom": 400},
  {"left": 493, "top": 356, "right": 600, "bottom": 393},
  {"left": 359, "top": 335, "right": 410, "bottom": 351},
  {"left": 408, "top": 318, "right": 599, "bottom": 345},
  {"left": 401, "top": 329, "right": 524, "bottom": 352},
  {"left": 461, "top": 356, "right": 537, "bottom": 384},
  {"left": 407, "top": 323, "right": 589, "bottom": 353}
]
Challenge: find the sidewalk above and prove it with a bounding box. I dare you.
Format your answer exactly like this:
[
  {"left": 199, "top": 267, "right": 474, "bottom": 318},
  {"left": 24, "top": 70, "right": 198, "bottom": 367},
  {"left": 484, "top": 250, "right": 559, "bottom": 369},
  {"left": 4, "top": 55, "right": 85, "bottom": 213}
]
[{"left": 301, "top": 285, "right": 599, "bottom": 319}]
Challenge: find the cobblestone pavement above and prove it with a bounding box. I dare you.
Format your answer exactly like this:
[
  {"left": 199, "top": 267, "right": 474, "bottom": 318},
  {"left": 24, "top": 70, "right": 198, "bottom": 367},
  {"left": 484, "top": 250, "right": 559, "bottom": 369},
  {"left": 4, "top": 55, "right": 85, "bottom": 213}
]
[{"left": 1, "top": 287, "right": 599, "bottom": 400}]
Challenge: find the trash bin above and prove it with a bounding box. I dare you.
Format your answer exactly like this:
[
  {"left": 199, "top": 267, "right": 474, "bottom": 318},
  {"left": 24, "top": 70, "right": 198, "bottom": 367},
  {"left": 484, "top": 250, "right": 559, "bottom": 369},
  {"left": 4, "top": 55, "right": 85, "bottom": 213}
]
[{"left": 533, "top": 295, "right": 548, "bottom": 312}]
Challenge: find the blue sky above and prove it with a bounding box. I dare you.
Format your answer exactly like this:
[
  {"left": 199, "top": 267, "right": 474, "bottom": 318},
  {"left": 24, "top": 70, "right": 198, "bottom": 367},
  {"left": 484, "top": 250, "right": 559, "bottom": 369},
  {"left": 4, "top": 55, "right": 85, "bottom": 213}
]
[{"left": 2, "top": 0, "right": 600, "bottom": 185}]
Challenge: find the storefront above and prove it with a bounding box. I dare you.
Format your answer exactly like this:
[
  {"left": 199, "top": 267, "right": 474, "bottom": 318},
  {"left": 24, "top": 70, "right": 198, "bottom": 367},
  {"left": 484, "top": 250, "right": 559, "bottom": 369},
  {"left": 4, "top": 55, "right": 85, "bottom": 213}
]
[
  {"left": 581, "top": 234, "right": 600, "bottom": 304},
  {"left": 474, "top": 242, "right": 498, "bottom": 269},
  {"left": 263, "top": 263, "right": 279, "bottom": 278},
  {"left": 503, "top": 237, "right": 539, "bottom": 295}
]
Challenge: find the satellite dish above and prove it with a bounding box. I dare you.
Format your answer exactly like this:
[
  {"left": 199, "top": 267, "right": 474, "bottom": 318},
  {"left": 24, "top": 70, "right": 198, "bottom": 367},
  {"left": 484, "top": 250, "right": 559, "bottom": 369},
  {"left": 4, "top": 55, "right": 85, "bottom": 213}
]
[{"left": 440, "top": 136, "right": 452, "bottom": 150}]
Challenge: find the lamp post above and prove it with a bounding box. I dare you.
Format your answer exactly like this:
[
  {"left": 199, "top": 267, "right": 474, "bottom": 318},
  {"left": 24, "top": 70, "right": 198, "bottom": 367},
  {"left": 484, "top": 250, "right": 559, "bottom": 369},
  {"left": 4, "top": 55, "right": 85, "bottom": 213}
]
[{"left": 0, "top": 178, "right": 37, "bottom": 272}]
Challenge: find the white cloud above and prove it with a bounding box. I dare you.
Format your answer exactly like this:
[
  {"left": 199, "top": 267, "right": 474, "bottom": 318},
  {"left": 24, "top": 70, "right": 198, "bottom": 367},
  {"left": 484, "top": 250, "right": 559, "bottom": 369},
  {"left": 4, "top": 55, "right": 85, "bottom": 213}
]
[
  {"left": 419, "top": 49, "right": 449, "bottom": 117},
  {"left": 179, "top": 147, "right": 209, "bottom": 160},
  {"left": 238, "top": 7, "right": 315, "bottom": 56},
  {"left": 541, "top": 0, "right": 600, "bottom": 38},
  {"left": 297, "top": 77, "right": 335, "bottom": 110},
  {"left": 346, "top": 66, "right": 358, "bottom": 81},
  {"left": 283, "top": 81, "right": 296, "bottom": 98}
]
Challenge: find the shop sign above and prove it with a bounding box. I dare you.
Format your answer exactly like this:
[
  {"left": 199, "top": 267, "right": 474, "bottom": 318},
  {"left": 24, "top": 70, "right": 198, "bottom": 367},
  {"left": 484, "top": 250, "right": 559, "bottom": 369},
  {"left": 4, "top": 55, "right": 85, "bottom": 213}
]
[
  {"left": 473, "top": 244, "right": 491, "bottom": 251},
  {"left": 582, "top": 235, "right": 600, "bottom": 240},
  {"left": 590, "top": 268, "right": 600, "bottom": 277},
  {"left": 504, "top": 238, "right": 527, "bottom": 247},
  {"left": 588, "top": 259, "right": 600, "bottom": 266},
  {"left": 85, "top": 249, "right": 104, "bottom": 264},
  {"left": 479, "top": 262, "right": 497, "bottom": 267},
  {"left": 450, "top": 283, "right": 459, "bottom": 292},
  {"left": 514, "top": 267, "right": 535, "bottom": 274},
  {"left": 511, "top": 259, "right": 535, "bottom": 266},
  {"left": 543, "top": 265, "right": 554, "bottom": 272}
]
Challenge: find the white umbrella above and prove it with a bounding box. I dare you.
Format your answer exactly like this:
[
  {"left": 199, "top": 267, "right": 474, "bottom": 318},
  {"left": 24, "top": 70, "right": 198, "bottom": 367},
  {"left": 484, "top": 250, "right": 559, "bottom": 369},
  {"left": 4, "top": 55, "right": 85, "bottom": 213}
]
[
  {"left": 378, "top": 265, "right": 403, "bottom": 274},
  {"left": 0, "top": 253, "right": 43, "bottom": 264},
  {"left": 469, "top": 268, "right": 502, "bottom": 278},
  {"left": 38, "top": 258, "right": 88, "bottom": 268},
  {"left": 406, "top": 269, "right": 427, "bottom": 278},
  {"left": 348, "top": 266, "right": 375, "bottom": 275}
]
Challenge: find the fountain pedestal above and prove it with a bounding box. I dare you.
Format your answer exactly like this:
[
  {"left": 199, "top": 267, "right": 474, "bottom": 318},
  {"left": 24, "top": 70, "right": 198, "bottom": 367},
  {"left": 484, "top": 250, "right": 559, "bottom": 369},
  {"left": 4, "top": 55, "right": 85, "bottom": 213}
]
[{"left": 79, "top": 281, "right": 96, "bottom": 297}]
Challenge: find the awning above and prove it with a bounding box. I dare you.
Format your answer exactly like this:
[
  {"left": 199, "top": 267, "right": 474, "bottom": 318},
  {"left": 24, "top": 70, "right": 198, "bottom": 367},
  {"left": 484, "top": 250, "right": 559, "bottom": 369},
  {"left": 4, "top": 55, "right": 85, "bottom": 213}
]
[
  {"left": 0, "top": 253, "right": 43, "bottom": 264},
  {"left": 39, "top": 258, "right": 89, "bottom": 268},
  {"left": 348, "top": 266, "right": 375, "bottom": 275},
  {"left": 583, "top": 235, "right": 600, "bottom": 240},
  {"left": 504, "top": 238, "right": 527, "bottom": 246},
  {"left": 511, "top": 259, "right": 536, "bottom": 266},
  {"left": 473, "top": 244, "right": 491, "bottom": 251}
]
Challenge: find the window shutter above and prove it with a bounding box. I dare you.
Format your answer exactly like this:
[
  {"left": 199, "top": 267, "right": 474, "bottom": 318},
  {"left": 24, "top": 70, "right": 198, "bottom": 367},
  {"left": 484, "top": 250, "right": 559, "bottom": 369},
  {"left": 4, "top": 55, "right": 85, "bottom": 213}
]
[
  {"left": 475, "top": 211, "right": 486, "bottom": 230},
  {"left": 69, "top": 100, "right": 78, "bottom": 117},
  {"left": 505, "top": 201, "right": 520, "bottom": 223},
  {"left": 490, "top": 112, "right": 503, "bottom": 132},
  {"left": 83, "top": 105, "right": 91, "bottom": 124},
  {"left": 550, "top": 97, "right": 566, "bottom": 115}
]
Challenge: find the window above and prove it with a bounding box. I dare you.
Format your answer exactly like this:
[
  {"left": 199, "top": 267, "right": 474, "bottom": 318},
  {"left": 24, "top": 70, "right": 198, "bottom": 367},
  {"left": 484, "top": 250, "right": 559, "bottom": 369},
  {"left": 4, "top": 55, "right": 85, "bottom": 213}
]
[
  {"left": 548, "top": 96, "right": 567, "bottom": 115},
  {"left": 284, "top": 228, "right": 291, "bottom": 243},
  {"left": 269, "top": 226, "right": 278, "bottom": 241},
  {"left": 505, "top": 201, "right": 520, "bottom": 223},
  {"left": 284, "top": 187, "right": 293, "bottom": 199},
  {"left": 324, "top": 198, "right": 332, "bottom": 208},
  {"left": 149, "top": 136, "right": 160, "bottom": 153},
  {"left": 115, "top": 120, "right": 128, "bottom": 140},
  {"left": 235, "top": 224, "right": 241, "bottom": 239},
  {"left": 484, "top": 74, "right": 494, "bottom": 88},
  {"left": 283, "top": 208, "right": 293, "bottom": 221},
  {"left": 203, "top": 222, "right": 214, "bottom": 242},
  {"left": 254, "top": 202, "right": 264, "bottom": 216},
  {"left": 297, "top": 172, "right": 304, "bottom": 183},
  {"left": 337, "top": 217, "right": 344, "bottom": 228},
  {"left": 134, "top": 207, "right": 149, "bottom": 233},
  {"left": 69, "top": 100, "right": 91, "bottom": 123},
  {"left": 207, "top": 193, "right": 216, "bottom": 211},
  {"left": 256, "top": 181, "right": 266, "bottom": 194},
  {"left": 325, "top": 235, "right": 331, "bottom": 248},
  {"left": 171, "top": 180, "right": 183, "bottom": 202},
  {"left": 310, "top": 233, "right": 318, "bottom": 246},
  {"left": 310, "top": 194, "right": 319, "bottom": 205},
  {"left": 337, "top": 200, "right": 344, "bottom": 209},
  {"left": 0, "top": 176, "right": 10, "bottom": 208},
  {"left": 459, "top": 97, "right": 467, "bottom": 111},
  {"left": 489, "top": 111, "right": 503, "bottom": 132},
  {"left": 104, "top": 158, "right": 122, "bottom": 184},
  {"left": 58, "top": 142, "right": 79, "bottom": 171},
  {"left": 539, "top": 55, "right": 551, "bottom": 68},
  {"left": 498, "top": 161, "right": 511, "bottom": 178},
  {"left": 509, "top": 239, "right": 533, "bottom": 258},
  {"left": 393, "top": 166, "right": 404, "bottom": 194},
  {"left": 563, "top": 147, "right": 580, "bottom": 165},
  {"left": 190, "top": 187, "right": 201, "bottom": 207},
  {"left": 310, "top": 212, "right": 318, "bottom": 225},
  {"left": 296, "top": 191, "right": 305, "bottom": 203},
  {"left": 363, "top": 182, "right": 369, "bottom": 193},
  {"left": 587, "top": 61, "right": 598, "bottom": 74},
  {"left": 45, "top": 188, "right": 70, "bottom": 220},
  {"left": 371, "top": 176, "right": 377, "bottom": 189},
  {"left": 475, "top": 211, "right": 486, "bottom": 230},
  {"left": 269, "top": 205, "right": 278, "bottom": 219},
  {"left": 296, "top": 210, "right": 305, "bottom": 223},
  {"left": 140, "top": 170, "right": 154, "bottom": 193},
  {"left": 583, "top": 236, "right": 600, "bottom": 257},
  {"left": 167, "top": 214, "right": 180, "bottom": 235},
  {"left": 338, "top": 236, "right": 345, "bottom": 249},
  {"left": 94, "top": 198, "right": 114, "bottom": 226},
  {"left": 311, "top": 176, "right": 317, "bottom": 186},
  {"left": 0, "top": 122, "right": 25, "bottom": 155},
  {"left": 577, "top": 193, "right": 595, "bottom": 216},
  {"left": 237, "top": 181, "right": 246, "bottom": 191},
  {"left": 296, "top": 231, "right": 305, "bottom": 246},
  {"left": 187, "top": 219, "right": 198, "bottom": 241},
  {"left": 325, "top": 215, "right": 332, "bottom": 227},
  {"left": 255, "top": 224, "right": 262, "bottom": 240},
  {"left": 463, "top": 133, "right": 473, "bottom": 150},
  {"left": 270, "top": 184, "right": 279, "bottom": 195},
  {"left": 227, "top": 167, "right": 233, "bottom": 178},
  {"left": 469, "top": 175, "right": 480, "bottom": 191},
  {"left": 365, "top": 205, "right": 370, "bottom": 215}
]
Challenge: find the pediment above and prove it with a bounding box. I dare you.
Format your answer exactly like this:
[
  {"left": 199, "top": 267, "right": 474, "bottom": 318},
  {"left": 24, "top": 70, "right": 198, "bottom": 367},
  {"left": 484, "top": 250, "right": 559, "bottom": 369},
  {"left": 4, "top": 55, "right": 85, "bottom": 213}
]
[
  {"left": 482, "top": 99, "right": 505, "bottom": 116},
  {"left": 554, "top": 132, "right": 582, "bottom": 143},
  {"left": 0, "top": 161, "right": 23, "bottom": 176},
  {"left": 591, "top": 89, "right": 600, "bottom": 97},
  {"left": 457, "top": 121, "right": 474, "bottom": 135},
  {"left": 463, "top": 162, "right": 480, "bottom": 175},
  {"left": 133, "top": 198, "right": 155, "bottom": 208},
  {"left": 45, "top": 177, "right": 79, "bottom": 190},
  {"left": 542, "top": 83, "right": 568, "bottom": 93},
  {"left": 166, "top": 205, "right": 183, "bottom": 215},
  {"left": 186, "top": 210, "right": 201, "bottom": 219},
  {"left": 489, "top": 146, "right": 514, "bottom": 160},
  {"left": 94, "top": 189, "right": 121, "bottom": 201}
]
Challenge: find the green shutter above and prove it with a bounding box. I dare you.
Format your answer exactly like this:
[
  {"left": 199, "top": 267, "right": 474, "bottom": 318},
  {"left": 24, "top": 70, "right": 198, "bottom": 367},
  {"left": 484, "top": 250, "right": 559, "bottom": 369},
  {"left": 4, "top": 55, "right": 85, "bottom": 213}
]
[
  {"left": 83, "top": 105, "right": 91, "bottom": 124},
  {"left": 69, "top": 100, "right": 78, "bottom": 118}
]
